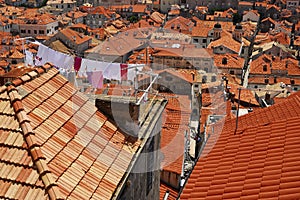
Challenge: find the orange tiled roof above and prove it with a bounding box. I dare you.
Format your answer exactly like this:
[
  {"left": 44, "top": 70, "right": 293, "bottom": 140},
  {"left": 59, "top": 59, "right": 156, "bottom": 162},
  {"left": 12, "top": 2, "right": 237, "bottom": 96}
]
[
  {"left": 152, "top": 46, "right": 213, "bottom": 59},
  {"left": 249, "top": 54, "right": 272, "bottom": 75},
  {"left": 181, "top": 94, "right": 300, "bottom": 199},
  {"left": 266, "top": 4, "right": 280, "bottom": 10},
  {"left": 196, "top": 20, "right": 234, "bottom": 32},
  {"left": 66, "top": 10, "right": 87, "bottom": 19},
  {"left": 250, "top": 55, "right": 300, "bottom": 76},
  {"left": 132, "top": 4, "right": 147, "bottom": 13},
  {"left": 18, "top": 13, "right": 57, "bottom": 25},
  {"left": 128, "top": 46, "right": 154, "bottom": 65},
  {"left": 227, "top": 83, "right": 260, "bottom": 106},
  {"left": 261, "top": 17, "right": 277, "bottom": 25},
  {"left": 243, "top": 9, "right": 259, "bottom": 16},
  {"left": 60, "top": 28, "right": 92, "bottom": 45},
  {"left": 164, "top": 16, "right": 194, "bottom": 34},
  {"left": 207, "top": 31, "right": 242, "bottom": 53},
  {"left": 160, "top": 182, "right": 178, "bottom": 200},
  {"left": 168, "top": 9, "right": 180, "bottom": 16},
  {"left": 9, "top": 49, "right": 24, "bottom": 59},
  {"left": 0, "top": 64, "right": 142, "bottom": 199},
  {"left": 0, "top": 66, "right": 34, "bottom": 78},
  {"left": 270, "top": 32, "right": 290, "bottom": 45},
  {"left": 255, "top": 1, "right": 267, "bottom": 7},
  {"left": 161, "top": 94, "right": 191, "bottom": 174},
  {"left": 150, "top": 11, "right": 166, "bottom": 24},
  {"left": 191, "top": 26, "right": 212, "bottom": 37},
  {"left": 214, "top": 54, "right": 245, "bottom": 69},
  {"left": 239, "top": 1, "right": 253, "bottom": 6},
  {"left": 156, "top": 68, "right": 195, "bottom": 84}
]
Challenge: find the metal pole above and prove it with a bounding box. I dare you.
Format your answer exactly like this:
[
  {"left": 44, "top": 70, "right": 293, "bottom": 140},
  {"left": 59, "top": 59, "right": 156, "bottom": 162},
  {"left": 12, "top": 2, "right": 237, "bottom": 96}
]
[
  {"left": 14, "top": 37, "right": 33, "bottom": 66},
  {"left": 235, "top": 87, "right": 241, "bottom": 134}
]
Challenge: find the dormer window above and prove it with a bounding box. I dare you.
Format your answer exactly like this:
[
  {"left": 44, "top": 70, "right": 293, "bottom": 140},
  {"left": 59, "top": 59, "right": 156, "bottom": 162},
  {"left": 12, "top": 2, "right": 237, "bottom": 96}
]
[
  {"left": 263, "top": 65, "right": 267, "bottom": 72},
  {"left": 222, "top": 57, "right": 227, "bottom": 65}
]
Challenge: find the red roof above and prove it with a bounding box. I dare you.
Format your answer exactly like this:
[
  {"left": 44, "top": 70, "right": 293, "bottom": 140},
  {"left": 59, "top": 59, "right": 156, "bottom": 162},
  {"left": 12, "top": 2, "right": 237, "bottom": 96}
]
[
  {"left": 181, "top": 94, "right": 300, "bottom": 199},
  {"left": 161, "top": 94, "right": 191, "bottom": 174},
  {"left": 0, "top": 64, "right": 142, "bottom": 199},
  {"left": 160, "top": 182, "right": 178, "bottom": 200}
]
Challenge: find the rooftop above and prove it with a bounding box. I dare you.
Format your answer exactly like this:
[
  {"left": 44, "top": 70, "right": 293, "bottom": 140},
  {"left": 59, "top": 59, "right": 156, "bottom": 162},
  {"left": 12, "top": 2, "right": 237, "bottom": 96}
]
[
  {"left": 0, "top": 64, "right": 147, "bottom": 199},
  {"left": 181, "top": 93, "right": 300, "bottom": 199}
]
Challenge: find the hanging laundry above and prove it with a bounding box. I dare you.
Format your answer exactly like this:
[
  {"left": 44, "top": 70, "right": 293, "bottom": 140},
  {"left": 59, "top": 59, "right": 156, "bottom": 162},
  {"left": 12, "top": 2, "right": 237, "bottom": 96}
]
[
  {"left": 53, "top": 51, "right": 67, "bottom": 68},
  {"left": 103, "top": 63, "right": 121, "bottom": 81},
  {"left": 92, "top": 71, "right": 104, "bottom": 89},
  {"left": 78, "top": 59, "right": 109, "bottom": 77},
  {"left": 46, "top": 47, "right": 58, "bottom": 66},
  {"left": 127, "top": 64, "right": 144, "bottom": 82},
  {"left": 86, "top": 71, "right": 93, "bottom": 84},
  {"left": 74, "top": 57, "right": 82, "bottom": 71},
  {"left": 63, "top": 55, "right": 74, "bottom": 70},
  {"left": 25, "top": 50, "right": 34, "bottom": 66},
  {"left": 120, "top": 63, "right": 128, "bottom": 81},
  {"left": 35, "top": 44, "right": 49, "bottom": 66},
  {"left": 68, "top": 70, "right": 76, "bottom": 86}
]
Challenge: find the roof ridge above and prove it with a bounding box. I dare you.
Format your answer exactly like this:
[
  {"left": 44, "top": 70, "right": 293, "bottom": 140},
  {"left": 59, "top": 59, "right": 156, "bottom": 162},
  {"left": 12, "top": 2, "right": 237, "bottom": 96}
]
[
  {"left": 6, "top": 84, "right": 63, "bottom": 199},
  {"left": 228, "top": 94, "right": 300, "bottom": 133},
  {"left": 0, "top": 63, "right": 53, "bottom": 94}
]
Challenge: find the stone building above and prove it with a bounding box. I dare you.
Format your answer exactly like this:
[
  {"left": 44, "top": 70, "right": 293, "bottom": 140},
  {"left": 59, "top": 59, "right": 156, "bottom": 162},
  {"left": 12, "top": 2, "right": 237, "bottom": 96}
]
[
  {"left": 151, "top": 46, "right": 214, "bottom": 71},
  {"left": 0, "top": 63, "right": 167, "bottom": 200}
]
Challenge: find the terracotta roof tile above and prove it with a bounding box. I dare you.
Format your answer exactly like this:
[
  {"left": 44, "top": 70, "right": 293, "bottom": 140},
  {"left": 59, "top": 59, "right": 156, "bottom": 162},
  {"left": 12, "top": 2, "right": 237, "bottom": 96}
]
[
  {"left": 214, "top": 54, "right": 245, "bottom": 69},
  {"left": 207, "top": 31, "right": 243, "bottom": 53},
  {"left": 0, "top": 65, "right": 143, "bottom": 199},
  {"left": 60, "top": 28, "right": 92, "bottom": 45},
  {"left": 160, "top": 94, "right": 191, "bottom": 174},
  {"left": 164, "top": 16, "right": 194, "bottom": 34},
  {"left": 160, "top": 182, "right": 178, "bottom": 200},
  {"left": 181, "top": 94, "right": 300, "bottom": 199}
]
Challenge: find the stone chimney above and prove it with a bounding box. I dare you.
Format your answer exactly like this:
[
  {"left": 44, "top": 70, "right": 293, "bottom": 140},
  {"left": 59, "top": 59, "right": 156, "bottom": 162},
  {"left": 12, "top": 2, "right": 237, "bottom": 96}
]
[{"left": 95, "top": 96, "right": 140, "bottom": 137}]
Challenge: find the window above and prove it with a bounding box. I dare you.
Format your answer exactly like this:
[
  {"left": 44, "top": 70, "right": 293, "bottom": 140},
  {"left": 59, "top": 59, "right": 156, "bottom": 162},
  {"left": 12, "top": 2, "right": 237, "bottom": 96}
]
[
  {"left": 211, "top": 76, "right": 216, "bottom": 82},
  {"left": 263, "top": 65, "right": 267, "bottom": 72},
  {"left": 202, "top": 75, "right": 207, "bottom": 83},
  {"left": 34, "top": 30, "right": 37, "bottom": 34},
  {"left": 146, "top": 138, "right": 154, "bottom": 195},
  {"left": 265, "top": 78, "right": 269, "bottom": 84},
  {"left": 230, "top": 70, "right": 234, "bottom": 75},
  {"left": 39, "top": 30, "right": 44, "bottom": 34},
  {"left": 203, "top": 39, "right": 207, "bottom": 43},
  {"left": 27, "top": 30, "right": 31, "bottom": 33},
  {"left": 21, "top": 29, "right": 25, "bottom": 33},
  {"left": 291, "top": 79, "right": 295, "bottom": 85}
]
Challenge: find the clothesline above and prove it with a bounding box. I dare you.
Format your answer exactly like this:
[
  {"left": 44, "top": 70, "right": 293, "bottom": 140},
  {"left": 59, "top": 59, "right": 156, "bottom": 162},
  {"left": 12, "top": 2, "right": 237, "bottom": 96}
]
[{"left": 25, "top": 42, "right": 145, "bottom": 89}]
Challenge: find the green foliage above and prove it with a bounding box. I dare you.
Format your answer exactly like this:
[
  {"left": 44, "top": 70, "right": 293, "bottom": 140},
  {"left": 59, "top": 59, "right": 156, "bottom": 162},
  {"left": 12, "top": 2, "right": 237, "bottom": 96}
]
[
  {"left": 128, "top": 15, "right": 138, "bottom": 23},
  {"left": 233, "top": 13, "right": 242, "bottom": 24}
]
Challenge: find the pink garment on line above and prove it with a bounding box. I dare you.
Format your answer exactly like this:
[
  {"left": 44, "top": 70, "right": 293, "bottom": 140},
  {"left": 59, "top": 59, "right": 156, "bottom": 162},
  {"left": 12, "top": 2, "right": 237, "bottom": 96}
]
[{"left": 92, "top": 71, "right": 103, "bottom": 89}]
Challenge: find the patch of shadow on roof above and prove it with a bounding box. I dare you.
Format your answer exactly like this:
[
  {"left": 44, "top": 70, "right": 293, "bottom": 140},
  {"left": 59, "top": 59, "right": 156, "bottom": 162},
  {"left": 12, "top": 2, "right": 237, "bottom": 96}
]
[{"left": 16, "top": 86, "right": 29, "bottom": 99}]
